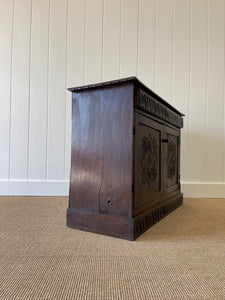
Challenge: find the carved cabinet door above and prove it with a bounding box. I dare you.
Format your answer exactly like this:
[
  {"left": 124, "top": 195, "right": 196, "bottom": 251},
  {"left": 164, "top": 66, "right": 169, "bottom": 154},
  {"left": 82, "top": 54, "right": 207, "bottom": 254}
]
[
  {"left": 133, "top": 113, "right": 163, "bottom": 212},
  {"left": 163, "top": 126, "right": 180, "bottom": 193}
]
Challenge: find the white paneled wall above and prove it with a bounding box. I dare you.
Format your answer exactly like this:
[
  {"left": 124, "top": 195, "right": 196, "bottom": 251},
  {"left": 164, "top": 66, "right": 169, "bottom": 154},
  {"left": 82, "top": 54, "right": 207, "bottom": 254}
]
[
  {"left": 28, "top": 0, "right": 49, "bottom": 180},
  {"left": 0, "top": 0, "right": 225, "bottom": 197}
]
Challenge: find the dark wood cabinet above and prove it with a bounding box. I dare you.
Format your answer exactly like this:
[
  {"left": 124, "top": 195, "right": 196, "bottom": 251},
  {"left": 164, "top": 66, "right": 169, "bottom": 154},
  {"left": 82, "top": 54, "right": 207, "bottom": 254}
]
[{"left": 67, "top": 77, "right": 184, "bottom": 240}]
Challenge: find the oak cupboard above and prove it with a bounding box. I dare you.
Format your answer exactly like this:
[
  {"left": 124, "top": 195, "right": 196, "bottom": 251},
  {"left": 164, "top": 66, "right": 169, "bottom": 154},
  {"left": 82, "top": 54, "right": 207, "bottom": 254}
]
[{"left": 67, "top": 77, "right": 184, "bottom": 240}]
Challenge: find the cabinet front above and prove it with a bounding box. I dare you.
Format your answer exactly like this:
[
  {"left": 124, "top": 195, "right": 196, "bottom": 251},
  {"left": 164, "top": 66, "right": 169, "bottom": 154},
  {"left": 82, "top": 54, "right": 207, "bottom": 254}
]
[
  {"left": 133, "top": 113, "right": 163, "bottom": 211},
  {"left": 133, "top": 112, "right": 181, "bottom": 214},
  {"left": 163, "top": 126, "right": 180, "bottom": 194}
]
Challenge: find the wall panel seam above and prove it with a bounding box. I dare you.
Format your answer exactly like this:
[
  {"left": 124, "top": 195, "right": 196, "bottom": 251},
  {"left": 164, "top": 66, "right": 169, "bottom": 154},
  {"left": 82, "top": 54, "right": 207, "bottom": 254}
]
[
  {"left": 136, "top": 0, "right": 140, "bottom": 77},
  {"left": 101, "top": 0, "right": 104, "bottom": 81},
  {"left": 119, "top": 0, "right": 122, "bottom": 77},
  {"left": 63, "top": 0, "right": 69, "bottom": 180},
  {"left": 27, "top": 0, "right": 33, "bottom": 180},
  {"left": 45, "top": 0, "right": 51, "bottom": 181},
  {"left": 83, "top": 0, "right": 87, "bottom": 84},
  {"left": 8, "top": 0, "right": 15, "bottom": 181},
  {"left": 204, "top": 0, "right": 209, "bottom": 182},
  {"left": 171, "top": 0, "right": 175, "bottom": 104},
  {"left": 188, "top": 0, "right": 192, "bottom": 182},
  {"left": 154, "top": 0, "right": 158, "bottom": 90},
  {"left": 223, "top": 0, "right": 225, "bottom": 183}
]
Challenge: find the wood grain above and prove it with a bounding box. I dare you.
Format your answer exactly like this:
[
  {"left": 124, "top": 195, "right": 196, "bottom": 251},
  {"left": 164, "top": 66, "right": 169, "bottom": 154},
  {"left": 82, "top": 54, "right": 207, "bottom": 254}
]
[{"left": 68, "top": 77, "right": 183, "bottom": 239}]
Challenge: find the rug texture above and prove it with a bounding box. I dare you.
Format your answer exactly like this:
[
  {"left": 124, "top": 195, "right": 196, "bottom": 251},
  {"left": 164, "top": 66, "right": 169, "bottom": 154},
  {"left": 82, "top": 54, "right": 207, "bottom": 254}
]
[{"left": 0, "top": 196, "right": 224, "bottom": 299}]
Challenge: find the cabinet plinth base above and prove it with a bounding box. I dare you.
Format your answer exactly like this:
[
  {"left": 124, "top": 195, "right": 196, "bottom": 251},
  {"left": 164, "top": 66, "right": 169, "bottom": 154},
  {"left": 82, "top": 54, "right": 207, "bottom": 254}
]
[
  {"left": 67, "top": 193, "right": 183, "bottom": 241},
  {"left": 67, "top": 209, "right": 132, "bottom": 240}
]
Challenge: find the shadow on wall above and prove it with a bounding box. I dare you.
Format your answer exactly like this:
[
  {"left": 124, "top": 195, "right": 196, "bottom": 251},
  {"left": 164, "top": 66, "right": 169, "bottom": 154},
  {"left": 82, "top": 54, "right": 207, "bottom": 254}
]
[{"left": 136, "top": 198, "right": 225, "bottom": 242}]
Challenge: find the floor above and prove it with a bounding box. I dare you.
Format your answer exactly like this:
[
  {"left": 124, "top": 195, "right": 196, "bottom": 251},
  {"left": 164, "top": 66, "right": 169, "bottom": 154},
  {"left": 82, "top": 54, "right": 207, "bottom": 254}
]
[{"left": 0, "top": 196, "right": 225, "bottom": 299}]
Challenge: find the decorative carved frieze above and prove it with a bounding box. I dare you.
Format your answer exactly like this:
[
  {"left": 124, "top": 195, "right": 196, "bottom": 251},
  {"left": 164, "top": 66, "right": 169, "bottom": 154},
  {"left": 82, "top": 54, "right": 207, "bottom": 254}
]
[
  {"left": 133, "top": 196, "right": 183, "bottom": 238},
  {"left": 135, "top": 89, "right": 183, "bottom": 128}
]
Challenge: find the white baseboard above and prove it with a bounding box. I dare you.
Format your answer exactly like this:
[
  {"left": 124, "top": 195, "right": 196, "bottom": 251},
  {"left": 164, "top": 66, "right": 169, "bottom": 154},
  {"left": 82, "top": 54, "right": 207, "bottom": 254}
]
[
  {"left": 0, "top": 180, "right": 224, "bottom": 198},
  {"left": 0, "top": 180, "right": 69, "bottom": 196},
  {"left": 181, "top": 182, "right": 225, "bottom": 198}
]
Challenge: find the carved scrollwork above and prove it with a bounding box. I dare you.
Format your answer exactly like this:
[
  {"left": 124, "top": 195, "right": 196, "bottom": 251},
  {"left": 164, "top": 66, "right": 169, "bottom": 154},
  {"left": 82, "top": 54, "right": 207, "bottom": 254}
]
[
  {"left": 140, "top": 134, "right": 158, "bottom": 185},
  {"left": 167, "top": 139, "right": 176, "bottom": 179},
  {"left": 134, "top": 196, "right": 183, "bottom": 238}
]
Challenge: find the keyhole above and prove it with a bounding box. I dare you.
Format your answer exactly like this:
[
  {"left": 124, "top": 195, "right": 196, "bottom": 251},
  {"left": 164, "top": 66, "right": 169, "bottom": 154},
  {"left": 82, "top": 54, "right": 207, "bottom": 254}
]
[{"left": 107, "top": 197, "right": 111, "bottom": 208}]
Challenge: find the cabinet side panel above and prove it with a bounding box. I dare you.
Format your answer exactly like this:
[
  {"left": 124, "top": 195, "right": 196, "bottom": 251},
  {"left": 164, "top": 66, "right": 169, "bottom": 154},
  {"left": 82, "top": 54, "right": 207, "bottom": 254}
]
[
  {"left": 69, "top": 91, "right": 104, "bottom": 212},
  {"left": 99, "top": 85, "right": 133, "bottom": 217}
]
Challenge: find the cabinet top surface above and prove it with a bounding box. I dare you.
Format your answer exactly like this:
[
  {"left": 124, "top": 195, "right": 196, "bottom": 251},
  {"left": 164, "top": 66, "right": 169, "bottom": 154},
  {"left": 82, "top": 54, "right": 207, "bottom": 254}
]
[{"left": 68, "top": 77, "right": 184, "bottom": 117}]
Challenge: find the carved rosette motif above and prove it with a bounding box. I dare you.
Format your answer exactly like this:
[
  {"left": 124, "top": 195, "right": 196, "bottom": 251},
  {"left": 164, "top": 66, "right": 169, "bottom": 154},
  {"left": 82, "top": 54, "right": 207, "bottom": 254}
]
[
  {"left": 140, "top": 134, "right": 158, "bottom": 186},
  {"left": 167, "top": 139, "right": 176, "bottom": 180}
]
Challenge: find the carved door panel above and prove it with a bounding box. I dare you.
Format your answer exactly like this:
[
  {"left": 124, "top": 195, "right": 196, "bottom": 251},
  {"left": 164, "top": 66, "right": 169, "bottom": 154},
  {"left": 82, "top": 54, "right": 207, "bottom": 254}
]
[
  {"left": 133, "top": 113, "right": 163, "bottom": 211},
  {"left": 163, "top": 126, "right": 180, "bottom": 193}
]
